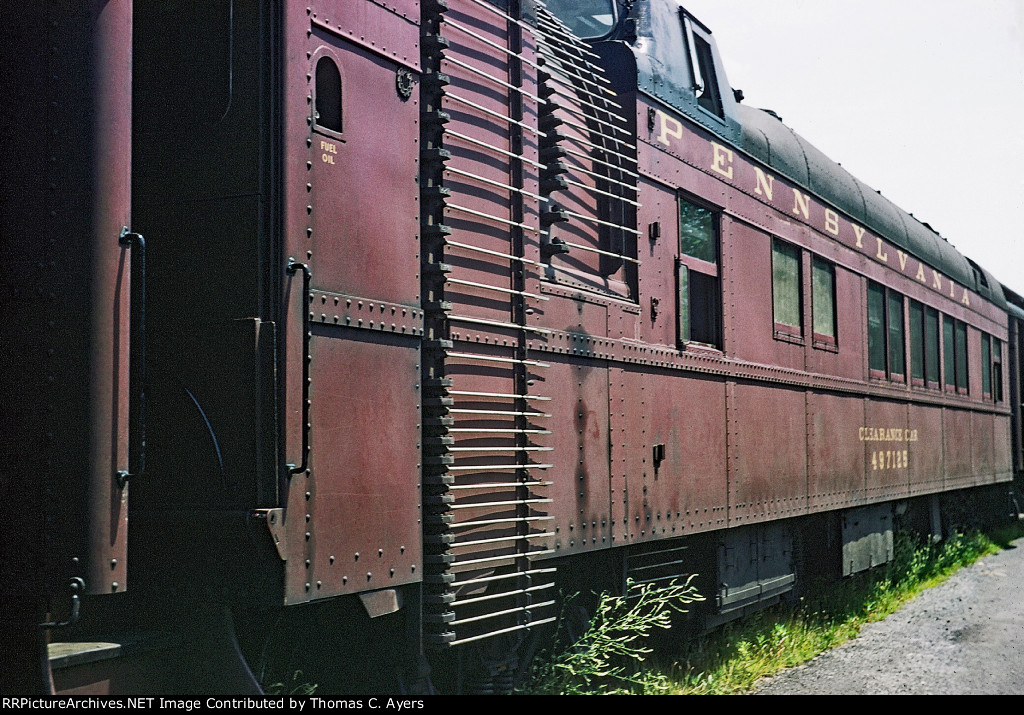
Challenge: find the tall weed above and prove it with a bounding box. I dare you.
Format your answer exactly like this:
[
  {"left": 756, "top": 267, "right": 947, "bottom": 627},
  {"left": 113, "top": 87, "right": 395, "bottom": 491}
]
[{"left": 525, "top": 578, "right": 703, "bottom": 695}]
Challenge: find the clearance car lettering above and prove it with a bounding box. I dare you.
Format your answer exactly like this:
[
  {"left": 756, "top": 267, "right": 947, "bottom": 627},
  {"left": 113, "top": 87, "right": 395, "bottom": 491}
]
[{"left": 858, "top": 426, "right": 919, "bottom": 471}]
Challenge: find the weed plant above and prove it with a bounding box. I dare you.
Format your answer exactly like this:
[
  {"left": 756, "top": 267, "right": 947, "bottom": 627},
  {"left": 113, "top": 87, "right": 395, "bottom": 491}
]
[{"left": 524, "top": 577, "right": 703, "bottom": 695}]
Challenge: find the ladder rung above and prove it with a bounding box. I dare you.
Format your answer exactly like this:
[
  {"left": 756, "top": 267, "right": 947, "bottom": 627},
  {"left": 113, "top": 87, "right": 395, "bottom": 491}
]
[
  {"left": 444, "top": 19, "right": 542, "bottom": 71},
  {"left": 446, "top": 239, "right": 541, "bottom": 267},
  {"left": 447, "top": 277, "right": 549, "bottom": 301},
  {"left": 449, "top": 390, "right": 551, "bottom": 401},
  {"left": 446, "top": 617, "right": 558, "bottom": 647},
  {"left": 561, "top": 210, "right": 642, "bottom": 237},
  {"left": 447, "top": 203, "right": 540, "bottom": 233},
  {"left": 447, "top": 313, "right": 551, "bottom": 334},
  {"left": 445, "top": 129, "right": 544, "bottom": 169},
  {"left": 558, "top": 239, "right": 641, "bottom": 264},
  {"left": 447, "top": 351, "right": 549, "bottom": 367},
  {"left": 446, "top": 92, "right": 545, "bottom": 137}
]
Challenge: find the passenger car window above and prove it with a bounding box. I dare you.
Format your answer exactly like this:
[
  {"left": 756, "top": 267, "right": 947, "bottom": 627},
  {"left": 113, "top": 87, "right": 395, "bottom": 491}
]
[
  {"left": 677, "top": 196, "right": 721, "bottom": 348},
  {"left": 812, "top": 256, "right": 836, "bottom": 346},
  {"left": 772, "top": 239, "right": 801, "bottom": 334}
]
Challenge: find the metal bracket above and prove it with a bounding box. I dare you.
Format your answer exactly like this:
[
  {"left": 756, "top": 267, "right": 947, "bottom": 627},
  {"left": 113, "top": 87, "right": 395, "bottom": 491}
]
[{"left": 39, "top": 577, "right": 85, "bottom": 629}]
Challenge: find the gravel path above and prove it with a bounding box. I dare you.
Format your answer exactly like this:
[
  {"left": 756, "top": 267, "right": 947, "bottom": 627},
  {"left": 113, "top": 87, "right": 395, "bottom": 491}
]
[{"left": 752, "top": 537, "right": 1024, "bottom": 695}]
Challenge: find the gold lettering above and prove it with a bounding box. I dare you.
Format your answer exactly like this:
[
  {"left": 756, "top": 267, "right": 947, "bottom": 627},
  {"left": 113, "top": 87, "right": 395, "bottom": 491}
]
[
  {"left": 961, "top": 289, "right": 971, "bottom": 306},
  {"left": 656, "top": 112, "right": 684, "bottom": 147},
  {"left": 710, "top": 142, "right": 734, "bottom": 179},
  {"left": 824, "top": 209, "right": 839, "bottom": 235},
  {"left": 897, "top": 251, "right": 908, "bottom": 271},
  {"left": 754, "top": 167, "right": 774, "bottom": 200},
  {"left": 875, "top": 237, "right": 888, "bottom": 263},
  {"left": 321, "top": 153, "right": 335, "bottom": 164},
  {"left": 950, "top": 281, "right": 955, "bottom": 299},
  {"left": 916, "top": 264, "right": 926, "bottom": 283},
  {"left": 792, "top": 189, "right": 811, "bottom": 219},
  {"left": 932, "top": 270, "right": 942, "bottom": 291},
  {"left": 320, "top": 140, "right": 337, "bottom": 154},
  {"left": 853, "top": 224, "right": 866, "bottom": 248}
]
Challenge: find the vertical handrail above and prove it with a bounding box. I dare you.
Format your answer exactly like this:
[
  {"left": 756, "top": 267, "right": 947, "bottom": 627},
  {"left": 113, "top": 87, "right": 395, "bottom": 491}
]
[
  {"left": 286, "top": 258, "right": 312, "bottom": 476},
  {"left": 117, "top": 228, "right": 145, "bottom": 487}
]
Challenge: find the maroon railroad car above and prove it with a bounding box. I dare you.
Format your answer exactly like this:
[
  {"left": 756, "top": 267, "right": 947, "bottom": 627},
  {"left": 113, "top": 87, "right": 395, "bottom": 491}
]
[{"left": 2, "top": 0, "right": 1020, "bottom": 695}]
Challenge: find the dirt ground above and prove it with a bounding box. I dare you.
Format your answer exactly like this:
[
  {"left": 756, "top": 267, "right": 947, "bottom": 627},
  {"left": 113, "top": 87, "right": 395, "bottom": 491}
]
[{"left": 752, "top": 537, "right": 1024, "bottom": 694}]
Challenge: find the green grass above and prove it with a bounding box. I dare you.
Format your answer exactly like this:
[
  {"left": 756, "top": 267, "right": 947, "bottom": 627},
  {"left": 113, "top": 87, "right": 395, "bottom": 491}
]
[{"left": 523, "top": 523, "right": 1024, "bottom": 695}]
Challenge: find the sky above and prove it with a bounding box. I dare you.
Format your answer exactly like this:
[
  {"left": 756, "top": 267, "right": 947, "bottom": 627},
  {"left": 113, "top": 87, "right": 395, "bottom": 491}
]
[{"left": 676, "top": 0, "right": 1024, "bottom": 295}]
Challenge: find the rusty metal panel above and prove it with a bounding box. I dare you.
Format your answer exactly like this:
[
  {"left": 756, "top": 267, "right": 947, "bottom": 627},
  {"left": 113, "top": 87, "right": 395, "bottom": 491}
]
[
  {"left": 284, "top": 329, "right": 422, "bottom": 603},
  {"left": 994, "top": 415, "right": 1013, "bottom": 482},
  {"left": 645, "top": 371, "right": 728, "bottom": 535},
  {"left": 908, "top": 404, "right": 944, "bottom": 496},
  {"left": 943, "top": 408, "right": 975, "bottom": 490},
  {"left": 972, "top": 411, "right": 996, "bottom": 485},
  {"left": 611, "top": 366, "right": 648, "bottom": 543},
  {"left": 544, "top": 356, "right": 612, "bottom": 555},
  {"left": 863, "top": 399, "right": 910, "bottom": 501},
  {"left": 729, "top": 382, "right": 808, "bottom": 524},
  {"left": 532, "top": 292, "right": 607, "bottom": 338},
  {"left": 807, "top": 392, "right": 865, "bottom": 511}
]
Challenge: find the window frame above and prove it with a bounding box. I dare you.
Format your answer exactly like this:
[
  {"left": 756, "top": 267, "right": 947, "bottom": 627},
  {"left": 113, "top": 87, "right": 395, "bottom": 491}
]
[
  {"left": 942, "top": 315, "right": 970, "bottom": 396},
  {"left": 681, "top": 12, "right": 726, "bottom": 122},
  {"left": 811, "top": 255, "right": 838, "bottom": 351},
  {"left": 676, "top": 193, "right": 722, "bottom": 350},
  {"left": 311, "top": 51, "right": 345, "bottom": 141},
  {"left": 771, "top": 238, "right": 803, "bottom": 343},
  {"left": 909, "top": 299, "right": 926, "bottom": 387},
  {"left": 982, "top": 333, "right": 1004, "bottom": 402},
  {"left": 866, "top": 280, "right": 906, "bottom": 384}
]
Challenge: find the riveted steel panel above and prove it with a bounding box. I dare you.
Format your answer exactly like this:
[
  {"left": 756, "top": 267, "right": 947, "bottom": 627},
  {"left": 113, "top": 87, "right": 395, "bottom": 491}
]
[
  {"left": 545, "top": 356, "right": 612, "bottom": 555},
  {"left": 908, "top": 404, "right": 944, "bottom": 496},
  {"left": 645, "top": 371, "right": 728, "bottom": 535},
  {"left": 612, "top": 366, "right": 648, "bottom": 543},
  {"left": 636, "top": 177, "right": 678, "bottom": 348},
  {"left": 309, "top": 0, "right": 421, "bottom": 70},
  {"left": 285, "top": 329, "right": 421, "bottom": 603},
  {"left": 972, "top": 411, "right": 996, "bottom": 485},
  {"left": 308, "top": 40, "right": 420, "bottom": 307},
  {"left": 729, "top": 382, "right": 807, "bottom": 524},
  {"left": 943, "top": 408, "right": 975, "bottom": 490},
  {"left": 994, "top": 415, "right": 1013, "bottom": 482},
  {"left": 807, "top": 392, "right": 865, "bottom": 511}
]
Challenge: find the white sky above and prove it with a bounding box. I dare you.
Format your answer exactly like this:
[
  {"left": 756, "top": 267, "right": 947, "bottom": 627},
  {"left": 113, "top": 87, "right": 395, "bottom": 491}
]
[{"left": 677, "top": 0, "right": 1024, "bottom": 295}]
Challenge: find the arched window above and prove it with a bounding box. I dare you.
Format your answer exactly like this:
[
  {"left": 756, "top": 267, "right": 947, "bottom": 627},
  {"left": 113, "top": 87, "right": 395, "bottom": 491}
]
[{"left": 315, "top": 57, "right": 342, "bottom": 133}]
